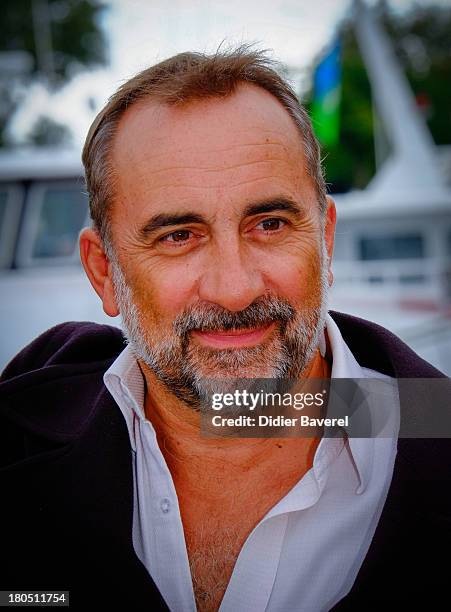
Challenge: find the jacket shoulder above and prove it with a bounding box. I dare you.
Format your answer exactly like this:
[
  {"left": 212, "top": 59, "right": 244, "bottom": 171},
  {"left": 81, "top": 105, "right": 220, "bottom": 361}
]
[
  {"left": 0, "top": 322, "right": 125, "bottom": 469},
  {"left": 1, "top": 321, "right": 125, "bottom": 382},
  {"left": 329, "top": 310, "right": 445, "bottom": 378}
]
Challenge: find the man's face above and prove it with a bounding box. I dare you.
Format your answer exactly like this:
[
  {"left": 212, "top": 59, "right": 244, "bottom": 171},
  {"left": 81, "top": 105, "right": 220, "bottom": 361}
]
[{"left": 107, "top": 84, "right": 335, "bottom": 406}]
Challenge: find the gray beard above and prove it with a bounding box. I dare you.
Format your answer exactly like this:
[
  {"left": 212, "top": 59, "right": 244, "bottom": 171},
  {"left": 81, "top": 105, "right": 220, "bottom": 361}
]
[{"left": 110, "top": 243, "right": 329, "bottom": 409}]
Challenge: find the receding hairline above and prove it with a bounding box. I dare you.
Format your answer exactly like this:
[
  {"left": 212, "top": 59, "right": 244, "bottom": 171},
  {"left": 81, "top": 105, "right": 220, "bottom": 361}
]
[
  {"left": 110, "top": 81, "right": 309, "bottom": 166},
  {"left": 83, "top": 48, "right": 289, "bottom": 155}
]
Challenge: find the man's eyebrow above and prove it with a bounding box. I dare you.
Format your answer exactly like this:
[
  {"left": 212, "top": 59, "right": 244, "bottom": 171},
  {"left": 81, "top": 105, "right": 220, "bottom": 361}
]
[
  {"left": 242, "top": 197, "right": 305, "bottom": 219},
  {"left": 139, "top": 213, "right": 206, "bottom": 239},
  {"left": 138, "top": 198, "right": 305, "bottom": 240}
]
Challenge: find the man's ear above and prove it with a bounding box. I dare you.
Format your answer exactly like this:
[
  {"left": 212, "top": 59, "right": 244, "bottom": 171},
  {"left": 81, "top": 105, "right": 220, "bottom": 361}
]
[
  {"left": 324, "top": 195, "right": 336, "bottom": 287},
  {"left": 79, "top": 227, "right": 120, "bottom": 317}
]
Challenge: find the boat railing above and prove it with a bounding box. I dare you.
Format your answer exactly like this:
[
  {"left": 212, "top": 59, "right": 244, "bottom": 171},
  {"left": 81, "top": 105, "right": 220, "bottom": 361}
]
[{"left": 333, "top": 257, "right": 451, "bottom": 300}]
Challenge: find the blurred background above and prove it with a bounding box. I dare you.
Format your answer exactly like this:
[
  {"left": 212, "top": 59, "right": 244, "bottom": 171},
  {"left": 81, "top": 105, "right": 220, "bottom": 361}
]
[{"left": 0, "top": 0, "right": 450, "bottom": 373}]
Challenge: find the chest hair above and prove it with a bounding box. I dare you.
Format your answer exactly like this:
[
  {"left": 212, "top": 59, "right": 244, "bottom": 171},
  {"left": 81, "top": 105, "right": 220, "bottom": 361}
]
[{"left": 185, "top": 521, "right": 244, "bottom": 612}]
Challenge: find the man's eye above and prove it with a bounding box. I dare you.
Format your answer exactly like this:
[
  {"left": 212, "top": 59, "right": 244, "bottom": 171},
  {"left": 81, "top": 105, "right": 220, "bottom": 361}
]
[
  {"left": 256, "top": 218, "right": 286, "bottom": 232},
  {"left": 160, "top": 229, "right": 192, "bottom": 243}
]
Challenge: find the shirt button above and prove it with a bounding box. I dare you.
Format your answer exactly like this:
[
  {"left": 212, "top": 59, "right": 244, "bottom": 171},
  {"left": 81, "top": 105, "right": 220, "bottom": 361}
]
[{"left": 160, "top": 498, "right": 171, "bottom": 514}]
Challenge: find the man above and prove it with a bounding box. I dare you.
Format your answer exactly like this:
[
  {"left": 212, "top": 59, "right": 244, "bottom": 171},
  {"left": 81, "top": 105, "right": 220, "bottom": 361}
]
[{"left": 0, "top": 48, "right": 449, "bottom": 611}]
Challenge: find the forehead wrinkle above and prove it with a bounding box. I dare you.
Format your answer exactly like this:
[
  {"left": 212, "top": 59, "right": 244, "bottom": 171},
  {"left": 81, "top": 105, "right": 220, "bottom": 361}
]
[
  {"left": 130, "top": 157, "right": 293, "bottom": 179},
  {"left": 114, "top": 146, "right": 303, "bottom": 206},
  {"left": 123, "top": 140, "right": 296, "bottom": 168},
  {"left": 114, "top": 139, "right": 293, "bottom": 174},
  {"left": 117, "top": 151, "right": 303, "bottom": 203},
  {"left": 138, "top": 140, "right": 290, "bottom": 157},
  {"left": 125, "top": 175, "right": 303, "bottom": 197}
]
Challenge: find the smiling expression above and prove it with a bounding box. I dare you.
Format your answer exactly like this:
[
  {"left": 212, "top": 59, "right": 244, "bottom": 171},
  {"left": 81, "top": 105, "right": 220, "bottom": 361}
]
[{"left": 105, "top": 83, "right": 335, "bottom": 405}]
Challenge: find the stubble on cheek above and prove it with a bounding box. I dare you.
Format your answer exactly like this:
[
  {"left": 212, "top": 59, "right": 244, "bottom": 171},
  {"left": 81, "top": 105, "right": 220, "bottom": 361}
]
[
  {"left": 124, "top": 263, "right": 170, "bottom": 339},
  {"left": 277, "top": 240, "right": 324, "bottom": 330},
  {"left": 298, "top": 242, "right": 324, "bottom": 308}
]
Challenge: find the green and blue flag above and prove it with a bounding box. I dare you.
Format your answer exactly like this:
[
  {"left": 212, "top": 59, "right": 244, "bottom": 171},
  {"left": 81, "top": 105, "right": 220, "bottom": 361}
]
[{"left": 312, "top": 40, "right": 342, "bottom": 147}]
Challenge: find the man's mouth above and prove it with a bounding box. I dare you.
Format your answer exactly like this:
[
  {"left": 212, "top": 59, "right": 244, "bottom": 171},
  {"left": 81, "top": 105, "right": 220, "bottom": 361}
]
[{"left": 190, "top": 322, "right": 276, "bottom": 349}]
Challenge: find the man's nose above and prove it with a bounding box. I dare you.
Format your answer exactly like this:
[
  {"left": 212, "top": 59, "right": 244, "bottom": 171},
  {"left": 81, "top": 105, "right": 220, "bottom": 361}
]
[{"left": 198, "top": 240, "right": 266, "bottom": 313}]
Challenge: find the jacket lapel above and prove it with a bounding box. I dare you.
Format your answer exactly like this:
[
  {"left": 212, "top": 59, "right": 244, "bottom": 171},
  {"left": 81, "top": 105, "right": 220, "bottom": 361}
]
[{"left": 1, "top": 366, "right": 169, "bottom": 609}]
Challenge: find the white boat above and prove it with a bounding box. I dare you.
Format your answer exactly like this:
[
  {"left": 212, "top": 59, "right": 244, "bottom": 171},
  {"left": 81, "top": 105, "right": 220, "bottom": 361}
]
[{"left": 330, "top": 0, "right": 451, "bottom": 373}]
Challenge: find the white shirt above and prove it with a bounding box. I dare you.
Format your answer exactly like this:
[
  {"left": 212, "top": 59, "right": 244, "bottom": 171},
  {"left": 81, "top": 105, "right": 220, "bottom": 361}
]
[{"left": 104, "top": 313, "right": 400, "bottom": 612}]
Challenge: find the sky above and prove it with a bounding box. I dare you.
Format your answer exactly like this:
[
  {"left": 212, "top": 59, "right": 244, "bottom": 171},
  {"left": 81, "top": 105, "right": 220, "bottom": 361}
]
[{"left": 8, "top": 0, "right": 445, "bottom": 148}]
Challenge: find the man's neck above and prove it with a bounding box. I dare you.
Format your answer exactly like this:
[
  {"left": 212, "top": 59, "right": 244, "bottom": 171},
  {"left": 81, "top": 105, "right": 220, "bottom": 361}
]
[{"left": 139, "top": 348, "right": 331, "bottom": 477}]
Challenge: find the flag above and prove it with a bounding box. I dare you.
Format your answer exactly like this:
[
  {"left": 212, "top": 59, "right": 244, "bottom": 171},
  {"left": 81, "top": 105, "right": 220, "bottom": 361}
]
[{"left": 312, "top": 39, "right": 341, "bottom": 147}]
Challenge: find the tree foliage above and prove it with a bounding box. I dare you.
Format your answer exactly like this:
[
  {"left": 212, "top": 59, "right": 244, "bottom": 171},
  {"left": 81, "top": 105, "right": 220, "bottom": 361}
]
[
  {"left": 0, "top": 0, "right": 107, "bottom": 83},
  {"left": 305, "top": 1, "right": 451, "bottom": 193},
  {"left": 0, "top": 0, "right": 107, "bottom": 146}
]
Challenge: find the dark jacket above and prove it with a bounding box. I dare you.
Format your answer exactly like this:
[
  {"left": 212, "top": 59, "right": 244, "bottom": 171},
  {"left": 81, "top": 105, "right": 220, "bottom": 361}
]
[{"left": 0, "top": 311, "right": 450, "bottom": 611}]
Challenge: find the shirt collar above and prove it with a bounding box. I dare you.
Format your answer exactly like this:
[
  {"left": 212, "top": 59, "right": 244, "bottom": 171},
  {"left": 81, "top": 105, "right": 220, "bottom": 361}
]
[
  {"left": 104, "top": 314, "right": 377, "bottom": 493},
  {"left": 326, "top": 312, "right": 364, "bottom": 378},
  {"left": 104, "top": 344, "right": 146, "bottom": 452},
  {"left": 325, "top": 312, "right": 375, "bottom": 494}
]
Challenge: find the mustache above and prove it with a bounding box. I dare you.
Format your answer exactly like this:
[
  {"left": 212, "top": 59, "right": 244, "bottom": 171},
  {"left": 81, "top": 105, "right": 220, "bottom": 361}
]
[{"left": 172, "top": 295, "right": 296, "bottom": 338}]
